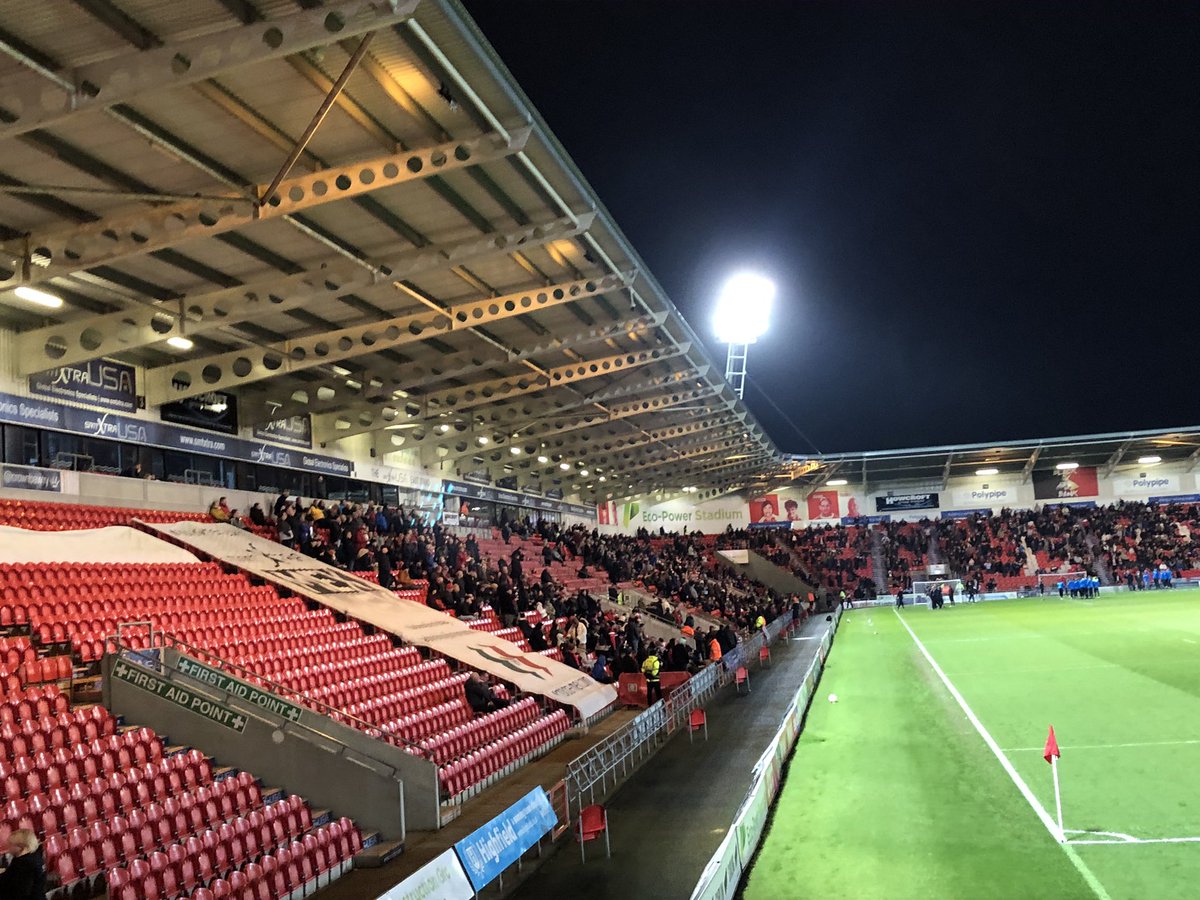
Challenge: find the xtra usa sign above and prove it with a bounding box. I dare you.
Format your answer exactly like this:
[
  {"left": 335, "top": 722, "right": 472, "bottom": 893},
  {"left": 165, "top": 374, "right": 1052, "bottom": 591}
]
[{"left": 29, "top": 359, "right": 138, "bottom": 413}]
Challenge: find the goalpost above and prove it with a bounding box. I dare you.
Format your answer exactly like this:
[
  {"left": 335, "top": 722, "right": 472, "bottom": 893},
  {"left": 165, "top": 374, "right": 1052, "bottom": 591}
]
[
  {"left": 910, "top": 578, "right": 968, "bottom": 606},
  {"left": 1036, "top": 571, "right": 1088, "bottom": 594}
]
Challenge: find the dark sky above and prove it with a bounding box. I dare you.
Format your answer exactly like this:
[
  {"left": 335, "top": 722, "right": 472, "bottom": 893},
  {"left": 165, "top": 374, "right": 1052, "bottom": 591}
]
[{"left": 460, "top": 1, "right": 1199, "bottom": 454}]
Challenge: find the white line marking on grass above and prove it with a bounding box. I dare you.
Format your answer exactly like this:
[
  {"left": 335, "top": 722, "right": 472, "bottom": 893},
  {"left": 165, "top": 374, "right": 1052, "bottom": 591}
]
[
  {"left": 893, "top": 609, "right": 1112, "bottom": 900},
  {"left": 1184, "top": 639, "right": 1197, "bottom": 645},
  {"left": 1004, "top": 739, "right": 1200, "bottom": 753},
  {"left": 1065, "top": 830, "right": 1200, "bottom": 846}
]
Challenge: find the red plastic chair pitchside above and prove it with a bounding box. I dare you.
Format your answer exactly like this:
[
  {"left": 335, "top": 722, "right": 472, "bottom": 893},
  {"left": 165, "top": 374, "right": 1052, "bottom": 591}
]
[{"left": 576, "top": 804, "right": 610, "bottom": 863}]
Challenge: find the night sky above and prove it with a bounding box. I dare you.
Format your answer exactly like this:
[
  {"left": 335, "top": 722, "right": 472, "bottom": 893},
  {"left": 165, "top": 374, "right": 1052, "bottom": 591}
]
[{"left": 460, "top": 1, "right": 1199, "bottom": 454}]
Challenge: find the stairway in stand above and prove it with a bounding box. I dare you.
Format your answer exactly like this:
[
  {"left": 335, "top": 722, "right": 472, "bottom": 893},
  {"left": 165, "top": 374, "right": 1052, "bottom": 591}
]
[{"left": 869, "top": 528, "right": 888, "bottom": 590}]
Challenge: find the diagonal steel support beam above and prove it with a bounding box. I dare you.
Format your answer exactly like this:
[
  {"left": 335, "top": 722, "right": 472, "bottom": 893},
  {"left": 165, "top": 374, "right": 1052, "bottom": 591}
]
[
  {"left": 418, "top": 345, "right": 688, "bottom": 418},
  {"left": 0, "top": 128, "right": 529, "bottom": 285},
  {"left": 532, "top": 411, "right": 739, "bottom": 462},
  {"left": 241, "top": 308, "right": 656, "bottom": 424},
  {"left": 1021, "top": 446, "right": 1042, "bottom": 484},
  {"left": 318, "top": 345, "right": 687, "bottom": 443},
  {"left": 1100, "top": 439, "right": 1134, "bottom": 477},
  {"left": 16, "top": 213, "right": 590, "bottom": 374},
  {"left": 396, "top": 385, "right": 724, "bottom": 458},
  {"left": 0, "top": 0, "right": 421, "bottom": 140},
  {"left": 941, "top": 452, "right": 955, "bottom": 490},
  {"left": 426, "top": 369, "right": 719, "bottom": 464},
  {"left": 146, "top": 272, "right": 628, "bottom": 404}
]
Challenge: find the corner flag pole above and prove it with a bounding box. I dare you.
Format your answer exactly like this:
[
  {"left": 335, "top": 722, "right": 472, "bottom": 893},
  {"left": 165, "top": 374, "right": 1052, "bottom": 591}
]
[
  {"left": 1045, "top": 725, "right": 1064, "bottom": 842},
  {"left": 1051, "top": 755, "right": 1064, "bottom": 842}
]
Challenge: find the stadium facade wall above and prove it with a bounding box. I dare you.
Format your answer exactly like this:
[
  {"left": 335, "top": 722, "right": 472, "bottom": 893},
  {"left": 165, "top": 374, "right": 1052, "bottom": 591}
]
[{"left": 596, "top": 462, "right": 1199, "bottom": 535}]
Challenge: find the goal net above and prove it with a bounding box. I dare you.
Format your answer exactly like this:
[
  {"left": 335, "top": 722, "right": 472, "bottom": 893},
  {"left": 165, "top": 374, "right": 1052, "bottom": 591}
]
[
  {"left": 910, "top": 578, "right": 968, "bottom": 605},
  {"left": 1036, "top": 571, "right": 1088, "bottom": 593}
]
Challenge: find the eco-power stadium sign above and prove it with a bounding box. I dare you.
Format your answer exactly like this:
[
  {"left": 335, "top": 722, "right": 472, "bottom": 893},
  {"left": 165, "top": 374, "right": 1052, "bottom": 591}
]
[{"left": 141, "top": 522, "right": 617, "bottom": 718}]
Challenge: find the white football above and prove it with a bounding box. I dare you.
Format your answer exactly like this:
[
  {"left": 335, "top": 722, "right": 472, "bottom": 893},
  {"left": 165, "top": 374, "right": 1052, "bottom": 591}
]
[{"left": 828, "top": 693, "right": 838, "bottom": 703}]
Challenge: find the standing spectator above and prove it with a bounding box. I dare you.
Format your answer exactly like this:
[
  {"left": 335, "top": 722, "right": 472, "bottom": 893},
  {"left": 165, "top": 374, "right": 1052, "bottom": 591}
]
[
  {"left": 0, "top": 828, "right": 46, "bottom": 898},
  {"left": 641, "top": 647, "right": 662, "bottom": 705}
]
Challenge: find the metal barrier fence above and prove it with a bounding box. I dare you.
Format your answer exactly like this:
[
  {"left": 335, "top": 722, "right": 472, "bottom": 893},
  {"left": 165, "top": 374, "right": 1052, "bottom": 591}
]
[
  {"left": 689, "top": 606, "right": 844, "bottom": 900},
  {"left": 560, "top": 610, "right": 801, "bottom": 833}
]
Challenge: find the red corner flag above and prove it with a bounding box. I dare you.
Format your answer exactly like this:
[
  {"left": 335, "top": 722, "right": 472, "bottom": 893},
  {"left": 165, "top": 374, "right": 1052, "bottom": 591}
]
[{"left": 1044, "top": 725, "right": 1061, "bottom": 764}]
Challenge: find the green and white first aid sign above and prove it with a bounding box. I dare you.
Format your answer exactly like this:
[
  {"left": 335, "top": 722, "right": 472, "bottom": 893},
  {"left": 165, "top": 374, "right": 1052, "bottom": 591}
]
[
  {"left": 174, "top": 655, "right": 305, "bottom": 724},
  {"left": 112, "top": 658, "right": 247, "bottom": 733}
]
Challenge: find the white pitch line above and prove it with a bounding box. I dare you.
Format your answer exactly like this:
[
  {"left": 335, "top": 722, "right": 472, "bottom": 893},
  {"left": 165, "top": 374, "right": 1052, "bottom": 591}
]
[
  {"left": 1004, "top": 739, "right": 1200, "bottom": 753},
  {"left": 893, "top": 609, "right": 1112, "bottom": 900},
  {"left": 1068, "top": 837, "right": 1200, "bottom": 846},
  {"left": 1184, "top": 639, "right": 1197, "bottom": 645}
]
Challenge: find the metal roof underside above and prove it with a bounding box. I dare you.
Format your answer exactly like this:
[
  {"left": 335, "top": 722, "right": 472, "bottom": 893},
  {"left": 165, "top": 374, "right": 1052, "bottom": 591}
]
[{"left": 0, "top": 0, "right": 797, "bottom": 503}]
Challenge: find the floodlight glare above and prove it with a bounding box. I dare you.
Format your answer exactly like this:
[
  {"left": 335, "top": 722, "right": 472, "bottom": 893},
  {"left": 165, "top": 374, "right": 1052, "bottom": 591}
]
[
  {"left": 975, "top": 467, "right": 999, "bottom": 476},
  {"left": 1137, "top": 455, "right": 1162, "bottom": 465},
  {"left": 1055, "top": 462, "right": 1079, "bottom": 471},
  {"left": 713, "top": 273, "right": 775, "bottom": 344},
  {"left": 827, "top": 478, "right": 848, "bottom": 486},
  {"left": 165, "top": 336, "right": 194, "bottom": 351}
]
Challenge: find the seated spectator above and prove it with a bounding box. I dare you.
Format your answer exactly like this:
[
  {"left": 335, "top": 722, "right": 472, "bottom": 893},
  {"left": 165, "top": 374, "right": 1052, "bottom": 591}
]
[
  {"left": 249, "top": 502, "right": 269, "bottom": 527},
  {"left": 591, "top": 652, "right": 613, "bottom": 684},
  {"left": 465, "top": 672, "right": 509, "bottom": 714},
  {"left": 209, "top": 496, "right": 232, "bottom": 522}
]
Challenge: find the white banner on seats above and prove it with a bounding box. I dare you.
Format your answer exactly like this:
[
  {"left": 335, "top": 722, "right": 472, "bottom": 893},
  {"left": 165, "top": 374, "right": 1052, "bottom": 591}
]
[
  {"left": 141, "top": 521, "right": 618, "bottom": 718},
  {"left": 0, "top": 525, "right": 198, "bottom": 565}
]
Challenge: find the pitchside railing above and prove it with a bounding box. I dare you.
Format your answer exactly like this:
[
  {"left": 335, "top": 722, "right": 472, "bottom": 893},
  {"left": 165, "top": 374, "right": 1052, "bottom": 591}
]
[
  {"left": 560, "top": 610, "right": 799, "bottom": 832},
  {"left": 689, "top": 606, "right": 844, "bottom": 900}
]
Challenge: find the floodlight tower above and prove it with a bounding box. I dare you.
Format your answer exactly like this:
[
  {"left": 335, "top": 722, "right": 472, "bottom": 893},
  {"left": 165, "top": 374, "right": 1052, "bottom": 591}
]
[{"left": 713, "top": 272, "right": 775, "bottom": 399}]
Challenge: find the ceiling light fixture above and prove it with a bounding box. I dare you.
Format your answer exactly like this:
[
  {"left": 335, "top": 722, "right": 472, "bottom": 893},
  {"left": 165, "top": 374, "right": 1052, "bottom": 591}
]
[
  {"left": 975, "top": 467, "right": 999, "bottom": 476},
  {"left": 14, "top": 286, "right": 64, "bottom": 308},
  {"left": 166, "top": 336, "right": 194, "bottom": 351}
]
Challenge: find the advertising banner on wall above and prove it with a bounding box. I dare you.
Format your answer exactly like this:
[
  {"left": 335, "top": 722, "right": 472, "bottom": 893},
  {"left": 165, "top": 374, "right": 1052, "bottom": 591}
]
[
  {"left": 161, "top": 390, "right": 239, "bottom": 435},
  {"left": 1110, "top": 473, "right": 1181, "bottom": 496},
  {"left": 29, "top": 359, "right": 138, "bottom": 413},
  {"left": 749, "top": 494, "right": 782, "bottom": 524},
  {"left": 950, "top": 484, "right": 1018, "bottom": 508},
  {"left": 251, "top": 414, "right": 312, "bottom": 448},
  {"left": 454, "top": 789, "right": 557, "bottom": 892},
  {"left": 378, "top": 847, "right": 473, "bottom": 900},
  {"left": 364, "top": 463, "right": 441, "bottom": 494},
  {"left": 0, "top": 391, "right": 352, "bottom": 476},
  {"left": 875, "top": 492, "right": 939, "bottom": 513},
  {"left": 1033, "top": 467, "right": 1098, "bottom": 500},
  {"left": 807, "top": 490, "right": 841, "bottom": 520},
  {"left": 608, "top": 496, "right": 748, "bottom": 533},
  {"left": 940, "top": 508, "right": 993, "bottom": 520},
  {"left": 0, "top": 463, "right": 63, "bottom": 493}
]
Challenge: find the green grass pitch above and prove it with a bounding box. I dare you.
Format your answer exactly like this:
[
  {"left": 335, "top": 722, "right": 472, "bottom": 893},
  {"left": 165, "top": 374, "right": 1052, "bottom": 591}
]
[{"left": 740, "top": 590, "right": 1200, "bottom": 900}]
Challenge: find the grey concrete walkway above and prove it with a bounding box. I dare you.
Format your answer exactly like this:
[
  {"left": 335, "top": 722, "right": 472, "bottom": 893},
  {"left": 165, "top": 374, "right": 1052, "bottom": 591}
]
[{"left": 511, "top": 613, "right": 834, "bottom": 900}]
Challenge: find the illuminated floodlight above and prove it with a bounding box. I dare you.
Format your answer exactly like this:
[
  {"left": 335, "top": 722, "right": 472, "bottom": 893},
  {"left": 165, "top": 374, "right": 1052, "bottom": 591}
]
[
  {"left": 827, "top": 479, "right": 848, "bottom": 486},
  {"left": 165, "top": 336, "right": 194, "bottom": 351},
  {"left": 714, "top": 272, "right": 775, "bottom": 399},
  {"left": 975, "top": 467, "right": 999, "bottom": 476},
  {"left": 1137, "top": 455, "right": 1161, "bottom": 465},
  {"left": 713, "top": 273, "right": 775, "bottom": 344},
  {"left": 1055, "top": 462, "right": 1079, "bottom": 471}
]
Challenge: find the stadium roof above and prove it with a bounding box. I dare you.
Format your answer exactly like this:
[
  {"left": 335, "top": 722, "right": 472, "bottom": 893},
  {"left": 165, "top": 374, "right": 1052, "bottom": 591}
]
[
  {"left": 0, "top": 0, "right": 806, "bottom": 502},
  {"left": 775, "top": 427, "right": 1200, "bottom": 497}
]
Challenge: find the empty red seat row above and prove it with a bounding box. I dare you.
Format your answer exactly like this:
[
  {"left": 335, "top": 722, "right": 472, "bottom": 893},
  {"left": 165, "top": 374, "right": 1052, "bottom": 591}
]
[
  {"left": 418, "top": 697, "right": 542, "bottom": 765},
  {"left": 107, "top": 818, "right": 360, "bottom": 900},
  {"left": 439, "top": 711, "right": 571, "bottom": 797}
]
